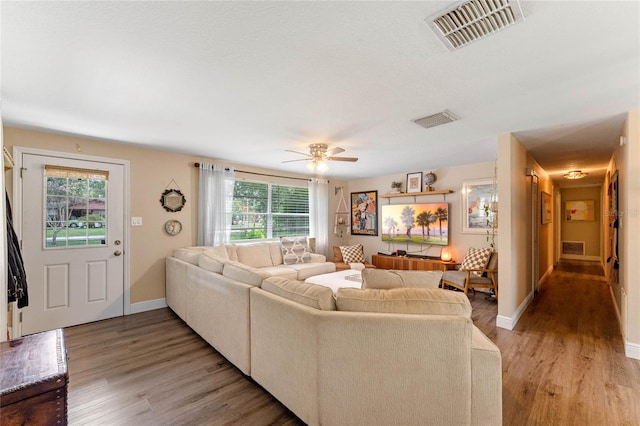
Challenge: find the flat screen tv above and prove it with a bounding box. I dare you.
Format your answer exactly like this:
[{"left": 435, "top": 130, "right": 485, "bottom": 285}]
[{"left": 381, "top": 202, "right": 449, "bottom": 246}]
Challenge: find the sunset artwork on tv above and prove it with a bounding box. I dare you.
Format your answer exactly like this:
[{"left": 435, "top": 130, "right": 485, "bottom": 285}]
[{"left": 381, "top": 202, "right": 449, "bottom": 246}]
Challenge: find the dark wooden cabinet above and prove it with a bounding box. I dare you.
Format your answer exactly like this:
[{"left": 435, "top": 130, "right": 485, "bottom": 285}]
[
  {"left": 1, "top": 329, "right": 68, "bottom": 425},
  {"left": 372, "top": 254, "right": 459, "bottom": 272}
]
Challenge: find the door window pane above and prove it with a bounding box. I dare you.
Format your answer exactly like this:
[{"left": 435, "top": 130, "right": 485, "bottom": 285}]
[{"left": 44, "top": 166, "right": 108, "bottom": 248}]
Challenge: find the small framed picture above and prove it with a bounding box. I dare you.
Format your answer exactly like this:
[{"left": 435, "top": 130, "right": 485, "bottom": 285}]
[{"left": 406, "top": 172, "right": 423, "bottom": 193}]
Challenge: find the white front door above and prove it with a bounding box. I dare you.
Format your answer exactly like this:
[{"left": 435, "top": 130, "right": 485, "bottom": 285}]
[{"left": 20, "top": 153, "right": 125, "bottom": 335}]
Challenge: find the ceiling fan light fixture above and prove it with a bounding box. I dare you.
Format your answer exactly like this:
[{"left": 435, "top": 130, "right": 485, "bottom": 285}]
[
  {"left": 563, "top": 170, "right": 588, "bottom": 180},
  {"left": 316, "top": 159, "right": 328, "bottom": 172}
]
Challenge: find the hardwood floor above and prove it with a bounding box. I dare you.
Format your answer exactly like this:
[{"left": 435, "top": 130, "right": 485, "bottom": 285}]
[
  {"left": 64, "top": 260, "right": 640, "bottom": 425},
  {"left": 64, "top": 309, "right": 303, "bottom": 425}
]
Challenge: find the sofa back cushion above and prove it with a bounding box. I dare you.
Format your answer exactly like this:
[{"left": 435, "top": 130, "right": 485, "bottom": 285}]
[
  {"left": 199, "top": 251, "right": 227, "bottom": 274},
  {"left": 236, "top": 243, "right": 274, "bottom": 268},
  {"left": 173, "top": 247, "right": 212, "bottom": 265},
  {"left": 336, "top": 287, "right": 471, "bottom": 317},
  {"left": 222, "top": 260, "right": 268, "bottom": 287},
  {"left": 262, "top": 277, "right": 336, "bottom": 311},
  {"left": 268, "top": 242, "right": 284, "bottom": 266},
  {"left": 208, "top": 244, "right": 230, "bottom": 260},
  {"left": 362, "top": 269, "right": 443, "bottom": 290}
]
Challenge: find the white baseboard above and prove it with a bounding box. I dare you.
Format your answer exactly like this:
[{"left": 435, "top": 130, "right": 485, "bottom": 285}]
[
  {"left": 496, "top": 291, "right": 534, "bottom": 330},
  {"left": 625, "top": 341, "right": 640, "bottom": 360},
  {"left": 539, "top": 265, "right": 553, "bottom": 287},
  {"left": 130, "top": 298, "right": 167, "bottom": 314},
  {"left": 560, "top": 254, "right": 601, "bottom": 261}
]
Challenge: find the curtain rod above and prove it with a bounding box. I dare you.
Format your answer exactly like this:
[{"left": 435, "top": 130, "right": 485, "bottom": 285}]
[{"left": 193, "top": 162, "right": 312, "bottom": 182}]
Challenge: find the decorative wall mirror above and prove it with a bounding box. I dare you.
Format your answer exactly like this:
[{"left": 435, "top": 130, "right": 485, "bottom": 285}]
[{"left": 160, "top": 189, "right": 186, "bottom": 212}]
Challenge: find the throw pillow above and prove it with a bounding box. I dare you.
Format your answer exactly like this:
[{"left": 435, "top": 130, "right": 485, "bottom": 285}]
[
  {"left": 460, "top": 247, "right": 493, "bottom": 276},
  {"left": 280, "top": 237, "right": 311, "bottom": 265},
  {"left": 339, "top": 244, "right": 365, "bottom": 264}
]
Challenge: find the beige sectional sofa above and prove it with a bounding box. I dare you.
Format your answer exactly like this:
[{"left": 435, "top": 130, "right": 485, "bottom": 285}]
[
  {"left": 166, "top": 241, "right": 336, "bottom": 374},
  {"left": 166, "top": 243, "right": 502, "bottom": 425}
]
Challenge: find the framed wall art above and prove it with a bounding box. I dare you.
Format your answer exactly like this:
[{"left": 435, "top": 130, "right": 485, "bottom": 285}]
[
  {"left": 461, "top": 178, "right": 497, "bottom": 234},
  {"left": 541, "top": 191, "right": 552, "bottom": 224},
  {"left": 406, "top": 172, "right": 422, "bottom": 193},
  {"left": 565, "top": 200, "right": 595, "bottom": 221},
  {"left": 350, "top": 190, "right": 378, "bottom": 236}
]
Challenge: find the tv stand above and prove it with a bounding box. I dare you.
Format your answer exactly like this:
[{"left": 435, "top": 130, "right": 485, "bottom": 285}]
[{"left": 372, "top": 254, "right": 459, "bottom": 272}]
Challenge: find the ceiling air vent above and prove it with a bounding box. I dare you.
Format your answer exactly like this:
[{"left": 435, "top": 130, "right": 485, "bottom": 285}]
[
  {"left": 414, "top": 110, "right": 459, "bottom": 129},
  {"left": 428, "top": 0, "right": 525, "bottom": 51}
]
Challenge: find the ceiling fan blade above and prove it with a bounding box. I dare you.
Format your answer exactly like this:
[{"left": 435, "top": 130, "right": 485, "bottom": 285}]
[
  {"left": 285, "top": 149, "right": 311, "bottom": 156},
  {"left": 326, "top": 146, "right": 345, "bottom": 156},
  {"left": 328, "top": 156, "right": 358, "bottom": 162},
  {"left": 281, "top": 158, "right": 310, "bottom": 163}
]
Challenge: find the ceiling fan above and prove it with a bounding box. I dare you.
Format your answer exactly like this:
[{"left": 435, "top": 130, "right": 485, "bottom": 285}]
[{"left": 282, "top": 143, "right": 358, "bottom": 172}]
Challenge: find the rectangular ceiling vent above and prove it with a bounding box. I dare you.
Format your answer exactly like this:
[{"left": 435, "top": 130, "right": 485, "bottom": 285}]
[
  {"left": 428, "top": 0, "right": 525, "bottom": 51},
  {"left": 414, "top": 110, "right": 459, "bottom": 129}
]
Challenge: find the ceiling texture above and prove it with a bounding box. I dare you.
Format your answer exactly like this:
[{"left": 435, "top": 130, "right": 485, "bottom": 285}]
[{"left": 2, "top": 1, "right": 639, "bottom": 183}]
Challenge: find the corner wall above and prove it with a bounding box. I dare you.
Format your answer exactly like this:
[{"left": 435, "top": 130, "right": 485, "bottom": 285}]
[
  {"left": 495, "top": 133, "right": 554, "bottom": 329},
  {"left": 615, "top": 110, "right": 640, "bottom": 358}
]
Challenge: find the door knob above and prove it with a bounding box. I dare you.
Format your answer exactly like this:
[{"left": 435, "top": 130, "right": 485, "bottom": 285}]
[{"left": 114, "top": 250, "right": 122, "bottom": 256}]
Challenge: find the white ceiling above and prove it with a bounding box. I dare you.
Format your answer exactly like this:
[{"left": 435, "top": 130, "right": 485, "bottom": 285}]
[{"left": 2, "top": 1, "right": 639, "bottom": 183}]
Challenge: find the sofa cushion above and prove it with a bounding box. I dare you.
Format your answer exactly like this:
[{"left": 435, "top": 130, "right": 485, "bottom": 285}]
[
  {"left": 262, "top": 277, "right": 336, "bottom": 311},
  {"left": 209, "top": 244, "right": 230, "bottom": 260},
  {"left": 339, "top": 244, "right": 365, "bottom": 263},
  {"left": 222, "top": 260, "right": 268, "bottom": 287},
  {"left": 362, "top": 269, "right": 443, "bottom": 290},
  {"left": 173, "top": 248, "right": 204, "bottom": 265},
  {"left": 280, "top": 237, "right": 311, "bottom": 265},
  {"left": 198, "top": 251, "right": 227, "bottom": 274},
  {"left": 260, "top": 266, "right": 299, "bottom": 280},
  {"left": 236, "top": 243, "right": 274, "bottom": 268},
  {"left": 268, "top": 241, "right": 284, "bottom": 266},
  {"left": 460, "top": 247, "right": 492, "bottom": 276},
  {"left": 226, "top": 244, "right": 239, "bottom": 261},
  {"left": 287, "top": 262, "right": 336, "bottom": 280},
  {"left": 336, "top": 287, "right": 471, "bottom": 317}
]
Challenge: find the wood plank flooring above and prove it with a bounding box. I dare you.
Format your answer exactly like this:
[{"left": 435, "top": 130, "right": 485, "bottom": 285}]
[{"left": 64, "top": 260, "right": 640, "bottom": 425}]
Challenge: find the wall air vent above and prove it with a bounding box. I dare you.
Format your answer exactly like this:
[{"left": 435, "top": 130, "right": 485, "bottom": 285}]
[
  {"left": 414, "top": 110, "right": 459, "bottom": 129},
  {"left": 428, "top": 0, "right": 525, "bottom": 51}
]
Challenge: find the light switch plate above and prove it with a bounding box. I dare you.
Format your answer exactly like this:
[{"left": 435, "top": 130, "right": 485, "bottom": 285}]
[{"left": 131, "top": 217, "right": 143, "bottom": 226}]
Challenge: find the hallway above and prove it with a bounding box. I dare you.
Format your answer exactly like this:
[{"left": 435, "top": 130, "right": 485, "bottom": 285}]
[{"left": 471, "top": 259, "right": 640, "bottom": 425}]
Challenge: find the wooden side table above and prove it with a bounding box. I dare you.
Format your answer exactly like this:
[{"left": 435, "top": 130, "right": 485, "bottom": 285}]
[
  {"left": 1, "top": 329, "right": 68, "bottom": 425},
  {"left": 372, "top": 254, "right": 459, "bottom": 272}
]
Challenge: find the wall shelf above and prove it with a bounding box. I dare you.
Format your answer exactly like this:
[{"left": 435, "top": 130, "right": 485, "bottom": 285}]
[{"left": 381, "top": 190, "right": 453, "bottom": 198}]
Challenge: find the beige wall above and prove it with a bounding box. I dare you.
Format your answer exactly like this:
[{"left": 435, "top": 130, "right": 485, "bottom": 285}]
[
  {"left": 528, "top": 159, "right": 554, "bottom": 282},
  {"left": 3, "top": 126, "right": 312, "bottom": 304},
  {"left": 560, "top": 186, "right": 601, "bottom": 258},
  {"left": 496, "top": 133, "right": 540, "bottom": 328}
]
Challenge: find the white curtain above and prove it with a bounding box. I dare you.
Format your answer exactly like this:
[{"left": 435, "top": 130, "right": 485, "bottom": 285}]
[
  {"left": 198, "top": 163, "right": 235, "bottom": 246},
  {"left": 309, "top": 178, "right": 329, "bottom": 256}
]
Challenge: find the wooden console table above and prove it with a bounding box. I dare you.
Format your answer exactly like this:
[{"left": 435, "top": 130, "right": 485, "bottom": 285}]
[
  {"left": 1, "top": 329, "right": 68, "bottom": 425},
  {"left": 372, "top": 254, "right": 459, "bottom": 272}
]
